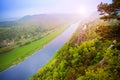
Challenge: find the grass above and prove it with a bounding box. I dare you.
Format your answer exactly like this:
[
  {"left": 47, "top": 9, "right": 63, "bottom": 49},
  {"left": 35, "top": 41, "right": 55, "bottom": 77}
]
[{"left": 0, "top": 25, "right": 69, "bottom": 72}]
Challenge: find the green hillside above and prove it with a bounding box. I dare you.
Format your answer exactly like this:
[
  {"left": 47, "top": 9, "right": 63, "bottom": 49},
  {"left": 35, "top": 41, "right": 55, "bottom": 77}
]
[
  {"left": 31, "top": 1, "right": 120, "bottom": 79},
  {"left": 31, "top": 19, "right": 120, "bottom": 80}
]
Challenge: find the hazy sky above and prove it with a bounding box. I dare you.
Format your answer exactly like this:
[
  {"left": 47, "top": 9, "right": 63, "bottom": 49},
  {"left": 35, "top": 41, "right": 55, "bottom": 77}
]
[{"left": 0, "top": 0, "right": 112, "bottom": 19}]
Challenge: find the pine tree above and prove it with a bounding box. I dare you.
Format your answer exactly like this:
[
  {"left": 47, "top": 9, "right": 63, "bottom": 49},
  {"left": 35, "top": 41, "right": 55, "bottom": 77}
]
[
  {"left": 97, "top": 0, "right": 120, "bottom": 20},
  {"left": 96, "top": 0, "right": 120, "bottom": 41}
]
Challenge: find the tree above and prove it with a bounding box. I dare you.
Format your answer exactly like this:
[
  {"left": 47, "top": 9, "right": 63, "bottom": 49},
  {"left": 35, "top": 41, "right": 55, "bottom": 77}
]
[
  {"left": 97, "top": 0, "right": 120, "bottom": 20},
  {"left": 96, "top": 0, "right": 120, "bottom": 41}
]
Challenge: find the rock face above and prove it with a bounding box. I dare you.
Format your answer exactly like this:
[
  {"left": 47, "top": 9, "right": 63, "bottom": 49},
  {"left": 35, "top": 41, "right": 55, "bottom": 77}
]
[
  {"left": 108, "top": 40, "right": 117, "bottom": 50},
  {"left": 77, "top": 24, "right": 88, "bottom": 45},
  {"left": 99, "top": 58, "right": 106, "bottom": 67},
  {"left": 99, "top": 40, "right": 118, "bottom": 67}
]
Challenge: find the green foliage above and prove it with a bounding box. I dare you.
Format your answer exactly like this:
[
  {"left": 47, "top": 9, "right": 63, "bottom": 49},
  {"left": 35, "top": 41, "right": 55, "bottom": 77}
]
[
  {"left": 96, "top": 23, "right": 120, "bottom": 41},
  {"left": 32, "top": 38, "right": 114, "bottom": 80},
  {"left": 97, "top": 0, "right": 120, "bottom": 42},
  {"left": 97, "top": 0, "right": 120, "bottom": 20},
  {"left": 31, "top": 3, "right": 120, "bottom": 79},
  {"left": 0, "top": 46, "right": 13, "bottom": 54},
  {"left": 77, "top": 68, "right": 111, "bottom": 80},
  {"left": 32, "top": 18, "right": 120, "bottom": 80}
]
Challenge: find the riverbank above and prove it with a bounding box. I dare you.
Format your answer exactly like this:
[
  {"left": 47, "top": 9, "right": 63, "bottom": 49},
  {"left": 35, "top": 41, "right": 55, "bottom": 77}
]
[
  {"left": 0, "top": 23, "right": 79, "bottom": 80},
  {"left": 0, "top": 24, "right": 70, "bottom": 72}
]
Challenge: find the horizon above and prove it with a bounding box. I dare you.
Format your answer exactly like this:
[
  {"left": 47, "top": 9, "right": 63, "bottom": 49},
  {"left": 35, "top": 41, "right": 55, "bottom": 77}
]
[
  {"left": 0, "top": 0, "right": 112, "bottom": 20},
  {"left": 0, "top": 13, "right": 96, "bottom": 22}
]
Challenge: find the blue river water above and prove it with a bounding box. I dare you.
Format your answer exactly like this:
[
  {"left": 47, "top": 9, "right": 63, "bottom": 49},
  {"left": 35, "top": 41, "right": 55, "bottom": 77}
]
[{"left": 0, "top": 23, "right": 79, "bottom": 80}]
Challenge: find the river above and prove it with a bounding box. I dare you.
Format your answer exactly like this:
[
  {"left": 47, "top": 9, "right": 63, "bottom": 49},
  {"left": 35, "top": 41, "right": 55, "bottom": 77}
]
[{"left": 0, "top": 23, "right": 79, "bottom": 80}]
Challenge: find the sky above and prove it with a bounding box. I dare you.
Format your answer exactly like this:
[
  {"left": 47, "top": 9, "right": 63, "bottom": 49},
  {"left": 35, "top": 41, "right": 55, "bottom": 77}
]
[{"left": 0, "top": 0, "right": 112, "bottom": 19}]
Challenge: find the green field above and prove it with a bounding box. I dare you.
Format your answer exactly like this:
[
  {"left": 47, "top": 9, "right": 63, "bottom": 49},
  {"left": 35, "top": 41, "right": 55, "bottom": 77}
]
[{"left": 0, "top": 25, "right": 69, "bottom": 72}]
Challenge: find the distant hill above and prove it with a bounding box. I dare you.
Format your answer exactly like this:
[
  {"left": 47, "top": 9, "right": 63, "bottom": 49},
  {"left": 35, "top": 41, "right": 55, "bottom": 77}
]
[
  {"left": 0, "top": 14, "right": 82, "bottom": 27},
  {"left": 0, "top": 13, "right": 99, "bottom": 27},
  {"left": 0, "top": 14, "right": 83, "bottom": 44},
  {"left": 20, "top": 14, "right": 81, "bottom": 21},
  {"left": 18, "top": 14, "right": 83, "bottom": 28}
]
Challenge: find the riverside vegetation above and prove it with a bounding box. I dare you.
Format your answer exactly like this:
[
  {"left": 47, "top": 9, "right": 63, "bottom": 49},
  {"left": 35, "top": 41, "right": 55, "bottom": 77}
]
[
  {"left": 0, "top": 14, "right": 81, "bottom": 71},
  {"left": 31, "top": 0, "right": 120, "bottom": 80}
]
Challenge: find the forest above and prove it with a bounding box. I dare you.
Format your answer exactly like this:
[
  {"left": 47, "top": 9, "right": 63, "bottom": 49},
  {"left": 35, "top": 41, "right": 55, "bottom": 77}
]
[{"left": 31, "top": 0, "right": 120, "bottom": 80}]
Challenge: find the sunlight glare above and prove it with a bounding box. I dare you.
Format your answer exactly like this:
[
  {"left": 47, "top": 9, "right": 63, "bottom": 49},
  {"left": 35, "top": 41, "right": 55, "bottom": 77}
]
[{"left": 78, "top": 6, "right": 87, "bottom": 16}]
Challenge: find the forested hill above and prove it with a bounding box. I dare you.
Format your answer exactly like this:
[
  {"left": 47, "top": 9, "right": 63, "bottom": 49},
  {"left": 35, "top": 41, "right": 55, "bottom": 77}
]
[
  {"left": 32, "top": 18, "right": 120, "bottom": 80},
  {"left": 32, "top": 0, "right": 120, "bottom": 79},
  {"left": 0, "top": 14, "right": 81, "bottom": 27}
]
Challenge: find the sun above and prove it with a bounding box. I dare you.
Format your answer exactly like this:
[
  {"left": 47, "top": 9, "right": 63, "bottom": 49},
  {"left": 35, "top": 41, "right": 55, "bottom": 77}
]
[{"left": 78, "top": 6, "right": 87, "bottom": 16}]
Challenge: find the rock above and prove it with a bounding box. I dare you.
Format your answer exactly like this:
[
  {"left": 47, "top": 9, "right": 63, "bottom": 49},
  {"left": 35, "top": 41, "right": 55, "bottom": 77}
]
[{"left": 99, "top": 58, "right": 106, "bottom": 67}]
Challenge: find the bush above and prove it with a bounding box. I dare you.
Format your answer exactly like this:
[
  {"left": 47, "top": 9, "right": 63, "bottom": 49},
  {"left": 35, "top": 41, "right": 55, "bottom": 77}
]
[{"left": 0, "top": 46, "right": 13, "bottom": 54}]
